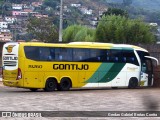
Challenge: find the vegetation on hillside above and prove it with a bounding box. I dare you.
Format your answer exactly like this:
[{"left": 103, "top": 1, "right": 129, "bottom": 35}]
[
  {"left": 96, "top": 15, "right": 155, "bottom": 44},
  {"left": 27, "top": 17, "right": 58, "bottom": 43},
  {"left": 63, "top": 25, "right": 95, "bottom": 42}
]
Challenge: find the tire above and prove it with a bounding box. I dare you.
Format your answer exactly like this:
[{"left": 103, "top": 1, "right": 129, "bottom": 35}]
[
  {"left": 128, "top": 78, "right": 138, "bottom": 89},
  {"left": 44, "top": 79, "right": 57, "bottom": 92},
  {"left": 30, "top": 88, "right": 38, "bottom": 92},
  {"left": 57, "top": 78, "right": 72, "bottom": 91},
  {"left": 112, "top": 87, "right": 118, "bottom": 89}
]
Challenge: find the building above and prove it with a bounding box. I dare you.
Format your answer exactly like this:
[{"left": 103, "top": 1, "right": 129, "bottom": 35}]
[
  {"left": 70, "top": 4, "right": 81, "bottom": 7},
  {"left": 5, "top": 16, "right": 17, "bottom": 24},
  {"left": 0, "top": 31, "right": 12, "bottom": 41},
  {"left": 80, "top": 7, "right": 93, "bottom": 15},
  {"left": 0, "top": 22, "right": 8, "bottom": 29},
  {"left": 12, "top": 4, "right": 23, "bottom": 10}
]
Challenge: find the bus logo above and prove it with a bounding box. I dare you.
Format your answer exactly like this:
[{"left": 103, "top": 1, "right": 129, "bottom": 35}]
[{"left": 5, "top": 45, "right": 15, "bottom": 53}]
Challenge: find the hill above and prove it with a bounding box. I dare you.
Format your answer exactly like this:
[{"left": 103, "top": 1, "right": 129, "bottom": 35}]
[{"left": 105, "top": 0, "right": 160, "bottom": 11}]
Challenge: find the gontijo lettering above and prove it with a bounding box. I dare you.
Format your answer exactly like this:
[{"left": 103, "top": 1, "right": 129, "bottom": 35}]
[
  {"left": 3, "top": 56, "right": 18, "bottom": 60},
  {"left": 53, "top": 64, "right": 89, "bottom": 70}
]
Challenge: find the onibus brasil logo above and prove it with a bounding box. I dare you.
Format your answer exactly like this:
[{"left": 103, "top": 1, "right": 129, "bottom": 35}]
[{"left": 5, "top": 45, "right": 16, "bottom": 53}]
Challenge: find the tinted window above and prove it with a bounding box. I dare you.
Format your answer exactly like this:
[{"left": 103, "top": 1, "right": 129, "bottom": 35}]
[
  {"left": 89, "top": 49, "right": 105, "bottom": 62},
  {"left": 122, "top": 50, "right": 139, "bottom": 65},
  {"left": 106, "top": 50, "right": 122, "bottom": 62},
  {"left": 54, "top": 48, "right": 72, "bottom": 61},
  {"left": 73, "top": 48, "right": 90, "bottom": 61},
  {"left": 39, "top": 47, "right": 51, "bottom": 61},
  {"left": 24, "top": 46, "right": 40, "bottom": 60},
  {"left": 24, "top": 46, "right": 138, "bottom": 65},
  {"left": 137, "top": 51, "right": 150, "bottom": 63}
]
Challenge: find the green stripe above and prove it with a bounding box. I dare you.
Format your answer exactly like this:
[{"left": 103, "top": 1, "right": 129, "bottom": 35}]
[
  {"left": 85, "top": 63, "right": 125, "bottom": 83},
  {"left": 85, "top": 63, "right": 114, "bottom": 83},
  {"left": 98, "top": 63, "right": 125, "bottom": 83}
]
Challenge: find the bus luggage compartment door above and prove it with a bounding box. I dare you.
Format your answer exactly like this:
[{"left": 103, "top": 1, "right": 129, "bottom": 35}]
[{"left": 24, "top": 72, "right": 43, "bottom": 88}]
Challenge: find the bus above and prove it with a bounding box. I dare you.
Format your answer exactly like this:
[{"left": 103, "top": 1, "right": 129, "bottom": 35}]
[{"left": 2, "top": 42, "right": 158, "bottom": 91}]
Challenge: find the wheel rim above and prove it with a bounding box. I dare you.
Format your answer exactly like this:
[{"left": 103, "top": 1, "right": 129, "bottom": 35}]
[
  {"left": 48, "top": 82, "right": 54, "bottom": 88},
  {"left": 62, "top": 81, "right": 69, "bottom": 88}
]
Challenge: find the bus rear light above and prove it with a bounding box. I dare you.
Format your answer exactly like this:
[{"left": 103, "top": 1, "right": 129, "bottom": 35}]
[{"left": 16, "top": 68, "right": 22, "bottom": 80}]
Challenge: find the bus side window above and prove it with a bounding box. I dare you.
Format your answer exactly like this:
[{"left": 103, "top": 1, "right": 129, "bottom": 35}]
[
  {"left": 50, "top": 48, "right": 55, "bottom": 60},
  {"left": 122, "top": 50, "right": 139, "bottom": 65},
  {"left": 114, "top": 57, "right": 118, "bottom": 62},
  {"left": 90, "top": 49, "right": 102, "bottom": 62},
  {"left": 39, "top": 47, "right": 51, "bottom": 61},
  {"left": 24, "top": 46, "right": 40, "bottom": 60},
  {"left": 106, "top": 50, "right": 122, "bottom": 63},
  {"left": 123, "top": 57, "right": 126, "bottom": 62},
  {"left": 73, "top": 48, "right": 89, "bottom": 61}
]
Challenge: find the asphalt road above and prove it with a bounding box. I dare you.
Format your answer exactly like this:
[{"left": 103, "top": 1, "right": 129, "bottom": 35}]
[{"left": 0, "top": 82, "right": 160, "bottom": 120}]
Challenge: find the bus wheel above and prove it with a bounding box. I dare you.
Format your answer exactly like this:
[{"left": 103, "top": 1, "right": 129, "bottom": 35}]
[
  {"left": 112, "top": 87, "right": 118, "bottom": 89},
  {"left": 58, "top": 78, "right": 72, "bottom": 91},
  {"left": 128, "top": 78, "right": 138, "bottom": 89},
  {"left": 30, "top": 88, "right": 38, "bottom": 92},
  {"left": 44, "top": 79, "right": 57, "bottom": 92}
]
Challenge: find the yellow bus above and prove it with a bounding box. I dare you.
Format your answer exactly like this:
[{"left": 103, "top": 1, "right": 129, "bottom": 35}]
[{"left": 2, "top": 42, "right": 158, "bottom": 91}]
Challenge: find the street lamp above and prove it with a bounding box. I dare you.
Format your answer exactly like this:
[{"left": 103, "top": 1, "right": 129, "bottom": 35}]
[{"left": 59, "top": 0, "right": 63, "bottom": 42}]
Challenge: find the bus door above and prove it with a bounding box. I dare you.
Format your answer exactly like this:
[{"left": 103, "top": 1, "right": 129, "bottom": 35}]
[
  {"left": 141, "top": 58, "right": 153, "bottom": 86},
  {"left": 145, "top": 58, "right": 153, "bottom": 86}
]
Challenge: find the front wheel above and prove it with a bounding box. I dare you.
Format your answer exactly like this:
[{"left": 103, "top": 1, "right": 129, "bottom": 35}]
[
  {"left": 128, "top": 78, "right": 138, "bottom": 89},
  {"left": 44, "top": 79, "right": 57, "bottom": 92}
]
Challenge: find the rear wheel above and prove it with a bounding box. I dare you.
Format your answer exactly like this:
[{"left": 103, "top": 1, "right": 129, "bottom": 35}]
[
  {"left": 44, "top": 79, "right": 57, "bottom": 92},
  {"left": 128, "top": 78, "right": 138, "bottom": 89},
  {"left": 111, "top": 87, "right": 118, "bottom": 89},
  {"left": 57, "top": 78, "right": 72, "bottom": 91},
  {"left": 30, "top": 88, "right": 38, "bottom": 92}
]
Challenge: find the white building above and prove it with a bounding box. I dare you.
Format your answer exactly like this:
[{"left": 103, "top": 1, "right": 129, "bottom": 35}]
[
  {"left": 12, "top": 4, "right": 23, "bottom": 10},
  {"left": 71, "top": 4, "right": 81, "bottom": 7},
  {"left": 0, "top": 31, "right": 12, "bottom": 41},
  {"left": 149, "top": 23, "right": 158, "bottom": 27},
  {"left": 90, "top": 20, "right": 98, "bottom": 26},
  {"left": 5, "top": 16, "right": 17, "bottom": 24},
  {"left": 0, "top": 29, "right": 10, "bottom": 32},
  {"left": 80, "top": 7, "right": 93, "bottom": 15},
  {"left": 0, "top": 22, "right": 8, "bottom": 29}
]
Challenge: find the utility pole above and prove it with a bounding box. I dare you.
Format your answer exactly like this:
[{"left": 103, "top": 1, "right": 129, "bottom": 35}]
[{"left": 59, "top": 0, "right": 63, "bottom": 42}]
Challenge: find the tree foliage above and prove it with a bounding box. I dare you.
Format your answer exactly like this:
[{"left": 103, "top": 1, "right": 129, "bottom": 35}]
[
  {"left": 27, "top": 17, "right": 58, "bottom": 43},
  {"left": 96, "top": 15, "right": 155, "bottom": 44},
  {"left": 103, "top": 8, "right": 128, "bottom": 18},
  {"left": 44, "top": 0, "right": 59, "bottom": 8},
  {"left": 63, "top": 25, "right": 95, "bottom": 42}
]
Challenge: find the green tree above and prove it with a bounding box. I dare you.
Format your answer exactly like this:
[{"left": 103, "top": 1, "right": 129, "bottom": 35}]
[
  {"left": 96, "top": 15, "right": 155, "bottom": 44},
  {"left": 63, "top": 25, "right": 95, "bottom": 42},
  {"left": 44, "top": 0, "right": 59, "bottom": 8},
  {"left": 102, "top": 8, "right": 128, "bottom": 18},
  {"left": 27, "top": 17, "right": 58, "bottom": 43}
]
